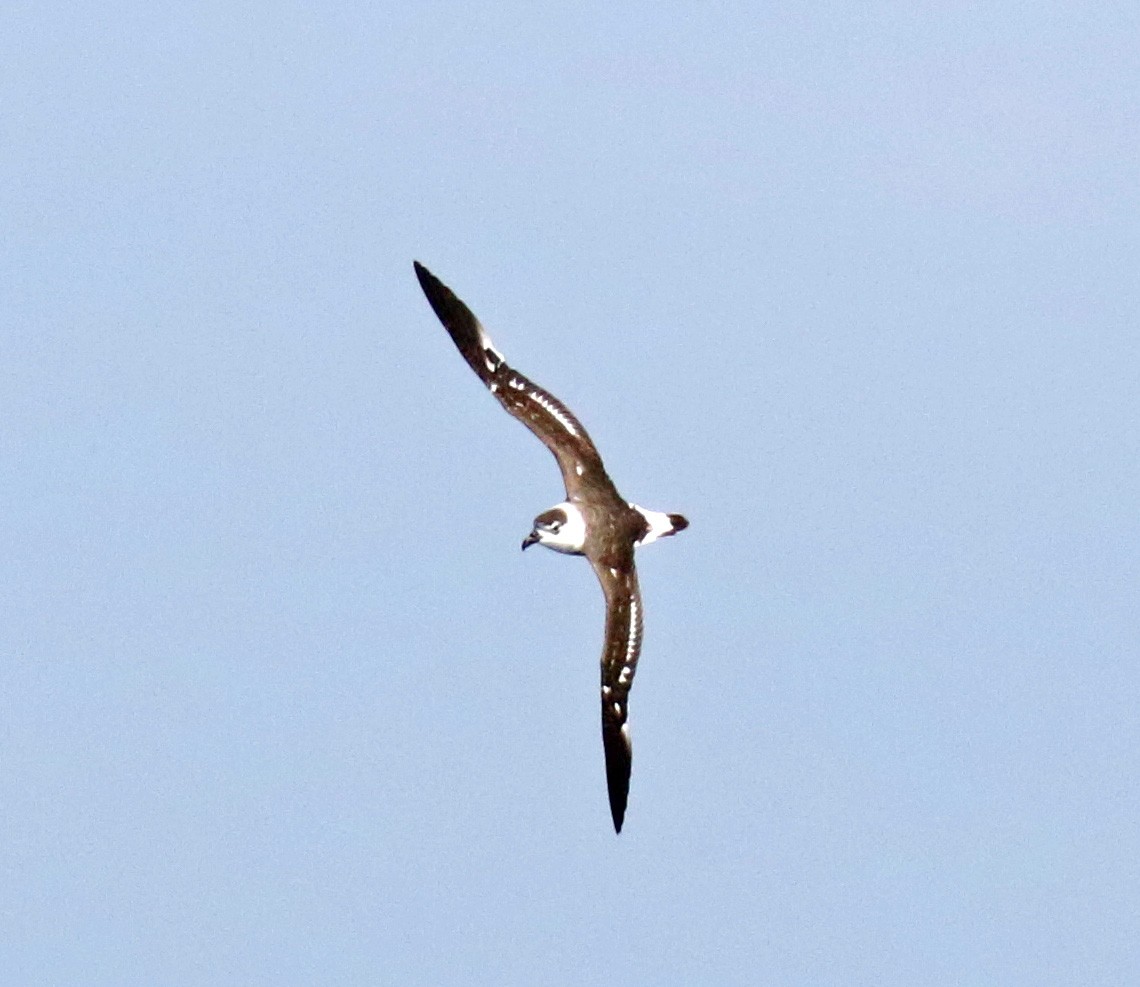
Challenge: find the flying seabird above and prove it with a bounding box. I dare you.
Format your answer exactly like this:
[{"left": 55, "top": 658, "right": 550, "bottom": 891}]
[{"left": 414, "top": 261, "right": 688, "bottom": 833}]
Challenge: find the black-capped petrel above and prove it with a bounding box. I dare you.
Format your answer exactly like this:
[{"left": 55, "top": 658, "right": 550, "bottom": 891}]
[{"left": 414, "top": 261, "right": 688, "bottom": 833}]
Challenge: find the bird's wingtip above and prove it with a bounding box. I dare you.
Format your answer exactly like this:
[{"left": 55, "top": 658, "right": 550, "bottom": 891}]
[
  {"left": 604, "top": 724, "right": 631, "bottom": 835},
  {"left": 413, "top": 261, "right": 442, "bottom": 298},
  {"left": 607, "top": 787, "right": 628, "bottom": 833}
]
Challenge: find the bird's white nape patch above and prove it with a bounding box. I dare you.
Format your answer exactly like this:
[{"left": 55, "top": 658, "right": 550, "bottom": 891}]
[{"left": 631, "top": 505, "right": 680, "bottom": 546}]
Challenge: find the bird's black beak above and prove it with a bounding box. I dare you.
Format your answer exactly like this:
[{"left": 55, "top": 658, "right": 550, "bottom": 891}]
[{"left": 521, "top": 531, "right": 539, "bottom": 551}]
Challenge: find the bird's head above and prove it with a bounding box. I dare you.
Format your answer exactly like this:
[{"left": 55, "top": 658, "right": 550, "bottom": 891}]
[{"left": 521, "top": 502, "right": 587, "bottom": 555}]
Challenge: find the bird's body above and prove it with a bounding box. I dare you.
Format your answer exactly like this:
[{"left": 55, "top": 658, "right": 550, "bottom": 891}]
[{"left": 414, "top": 261, "right": 687, "bottom": 833}]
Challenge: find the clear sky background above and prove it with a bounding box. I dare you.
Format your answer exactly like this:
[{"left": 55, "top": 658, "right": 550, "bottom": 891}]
[{"left": 3, "top": 3, "right": 1137, "bottom": 984}]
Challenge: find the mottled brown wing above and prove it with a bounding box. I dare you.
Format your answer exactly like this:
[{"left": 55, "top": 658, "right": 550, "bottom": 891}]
[
  {"left": 414, "top": 262, "right": 620, "bottom": 504},
  {"left": 590, "top": 553, "right": 643, "bottom": 834}
]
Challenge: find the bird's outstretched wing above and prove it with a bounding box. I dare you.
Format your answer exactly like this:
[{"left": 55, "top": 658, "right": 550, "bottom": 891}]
[
  {"left": 414, "top": 261, "right": 621, "bottom": 505},
  {"left": 591, "top": 552, "right": 642, "bottom": 834}
]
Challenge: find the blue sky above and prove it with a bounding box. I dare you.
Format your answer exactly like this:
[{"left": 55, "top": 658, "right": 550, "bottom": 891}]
[{"left": 3, "top": 2, "right": 1137, "bottom": 984}]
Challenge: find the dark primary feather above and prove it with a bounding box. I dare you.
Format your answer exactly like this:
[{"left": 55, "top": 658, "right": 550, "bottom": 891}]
[
  {"left": 592, "top": 554, "right": 642, "bottom": 833},
  {"left": 413, "top": 261, "right": 620, "bottom": 505}
]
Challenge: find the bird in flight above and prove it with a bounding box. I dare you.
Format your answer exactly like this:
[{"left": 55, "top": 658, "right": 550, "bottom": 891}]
[{"left": 414, "top": 261, "right": 688, "bottom": 833}]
